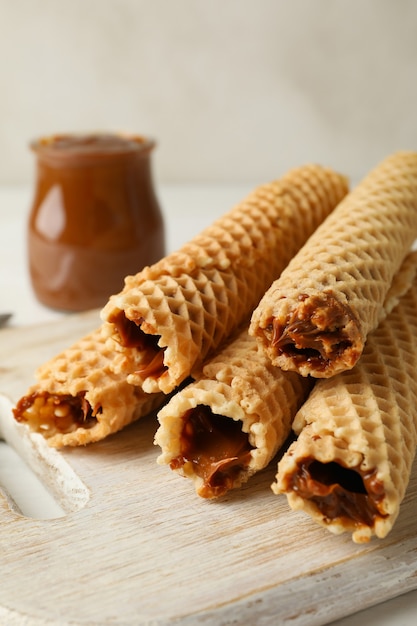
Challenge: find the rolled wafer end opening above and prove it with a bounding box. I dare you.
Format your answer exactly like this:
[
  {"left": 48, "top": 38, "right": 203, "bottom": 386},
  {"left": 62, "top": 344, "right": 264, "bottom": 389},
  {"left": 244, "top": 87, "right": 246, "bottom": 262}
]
[
  {"left": 108, "top": 309, "right": 170, "bottom": 392},
  {"left": 277, "top": 457, "right": 388, "bottom": 542},
  {"left": 13, "top": 391, "right": 99, "bottom": 440},
  {"left": 169, "top": 405, "right": 254, "bottom": 499},
  {"left": 257, "top": 293, "right": 363, "bottom": 377}
]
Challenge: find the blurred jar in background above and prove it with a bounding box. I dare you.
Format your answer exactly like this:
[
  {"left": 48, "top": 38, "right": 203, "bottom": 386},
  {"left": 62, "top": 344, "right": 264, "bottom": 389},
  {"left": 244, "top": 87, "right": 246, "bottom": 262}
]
[{"left": 28, "top": 132, "right": 165, "bottom": 311}]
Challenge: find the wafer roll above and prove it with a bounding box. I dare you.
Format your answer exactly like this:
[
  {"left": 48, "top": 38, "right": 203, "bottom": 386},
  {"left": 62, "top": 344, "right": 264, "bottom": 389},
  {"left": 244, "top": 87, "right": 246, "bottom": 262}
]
[
  {"left": 13, "top": 327, "right": 164, "bottom": 447},
  {"left": 273, "top": 254, "right": 417, "bottom": 543},
  {"left": 250, "top": 151, "right": 417, "bottom": 378},
  {"left": 155, "top": 328, "right": 312, "bottom": 498},
  {"left": 101, "top": 165, "right": 349, "bottom": 394}
]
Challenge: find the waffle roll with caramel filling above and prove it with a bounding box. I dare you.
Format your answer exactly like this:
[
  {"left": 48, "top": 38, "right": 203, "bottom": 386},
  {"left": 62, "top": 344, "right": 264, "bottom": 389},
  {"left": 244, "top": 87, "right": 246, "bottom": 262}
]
[
  {"left": 13, "top": 327, "right": 165, "bottom": 447},
  {"left": 250, "top": 151, "right": 417, "bottom": 378},
  {"left": 101, "top": 165, "right": 349, "bottom": 395},
  {"left": 155, "top": 328, "right": 312, "bottom": 498},
  {"left": 273, "top": 254, "right": 417, "bottom": 543}
]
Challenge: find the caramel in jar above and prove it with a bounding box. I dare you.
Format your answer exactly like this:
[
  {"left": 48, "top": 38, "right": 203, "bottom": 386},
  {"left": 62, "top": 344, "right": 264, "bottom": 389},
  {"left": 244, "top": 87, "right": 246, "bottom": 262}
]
[{"left": 28, "top": 133, "right": 165, "bottom": 311}]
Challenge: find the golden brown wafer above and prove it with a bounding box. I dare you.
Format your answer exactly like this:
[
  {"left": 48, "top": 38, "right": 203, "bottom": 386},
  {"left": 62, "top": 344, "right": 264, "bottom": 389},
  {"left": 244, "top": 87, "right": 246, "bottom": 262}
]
[
  {"left": 250, "top": 151, "right": 417, "bottom": 378},
  {"left": 155, "top": 328, "right": 312, "bottom": 498},
  {"left": 273, "top": 253, "right": 417, "bottom": 542},
  {"left": 13, "top": 327, "right": 164, "bottom": 447},
  {"left": 101, "top": 165, "right": 348, "bottom": 394}
]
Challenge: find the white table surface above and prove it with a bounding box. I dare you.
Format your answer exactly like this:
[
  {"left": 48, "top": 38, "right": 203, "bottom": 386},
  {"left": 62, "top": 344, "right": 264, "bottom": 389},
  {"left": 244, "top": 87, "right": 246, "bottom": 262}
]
[{"left": 1, "top": 185, "right": 417, "bottom": 625}]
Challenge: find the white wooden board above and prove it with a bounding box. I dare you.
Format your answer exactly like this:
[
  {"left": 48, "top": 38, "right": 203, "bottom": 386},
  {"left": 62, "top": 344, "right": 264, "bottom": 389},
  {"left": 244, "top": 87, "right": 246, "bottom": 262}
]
[{"left": 1, "top": 311, "right": 417, "bottom": 626}]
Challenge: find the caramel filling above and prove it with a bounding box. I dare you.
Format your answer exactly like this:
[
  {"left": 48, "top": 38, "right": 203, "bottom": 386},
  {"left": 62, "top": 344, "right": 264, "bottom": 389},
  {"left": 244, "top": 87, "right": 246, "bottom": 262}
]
[
  {"left": 171, "top": 405, "right": 254, "bottom": 499},
  {"left": 290, "top": 459, "right": 386, "bottom": 526},
  {"left": 112, "top": 311, "right": 167, "bottom": 380},
  {"left": 269, "top": 293, "right": 361, "bottom": 371},
  {"left": 13, "top": 391, "right": 98, "bottom": 437}
]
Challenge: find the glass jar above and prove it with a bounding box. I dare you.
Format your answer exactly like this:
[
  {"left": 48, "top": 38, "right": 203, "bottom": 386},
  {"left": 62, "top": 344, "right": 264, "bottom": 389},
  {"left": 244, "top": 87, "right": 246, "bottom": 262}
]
[{"left": 28, "top": 132, "right": 165, "bottom": 311}]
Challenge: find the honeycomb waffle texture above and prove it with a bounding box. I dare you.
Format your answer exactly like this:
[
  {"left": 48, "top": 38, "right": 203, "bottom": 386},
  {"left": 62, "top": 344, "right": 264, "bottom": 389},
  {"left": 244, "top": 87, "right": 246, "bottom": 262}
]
[
  {"left": 155, "top": 328, "right": 312, "bottom": 496},
  {"left": 14, "top": 327, "right": 164, "bottom": 447},
  {"left": 273, "top": 258, "right": 417, "bottom": 542},
  {"left": 101, "top": 165, "right": 349, "bottom": 394},
  {"left": 250, "top": 151, "right": 417, "bottom": 378}
]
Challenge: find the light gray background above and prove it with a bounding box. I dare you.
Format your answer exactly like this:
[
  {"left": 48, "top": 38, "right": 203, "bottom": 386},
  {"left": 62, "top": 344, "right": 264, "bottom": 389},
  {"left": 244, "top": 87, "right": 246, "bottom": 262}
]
[{"left": 1, "top": 0, "right": 416, "bottom": 185}]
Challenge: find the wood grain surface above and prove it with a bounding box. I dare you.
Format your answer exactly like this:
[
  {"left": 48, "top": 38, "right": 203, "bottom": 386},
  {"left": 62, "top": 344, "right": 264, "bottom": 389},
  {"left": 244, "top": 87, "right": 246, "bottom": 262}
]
[{"left": 1, "top": 311, "right": 417, "bottom": 626}]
